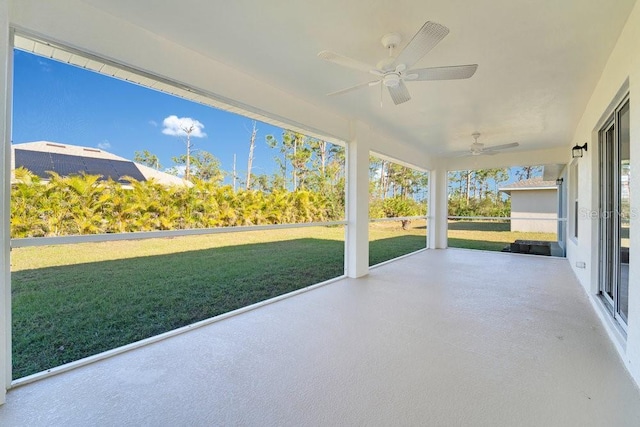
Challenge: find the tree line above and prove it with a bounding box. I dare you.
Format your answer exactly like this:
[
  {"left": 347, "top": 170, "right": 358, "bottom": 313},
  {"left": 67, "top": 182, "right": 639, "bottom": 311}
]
[
  {"left": 369, "top": 156, "right": 428, "bottom": 228},
  {"left": 11, "top": 128, "right": 433, "bottom": 238},
  {"left": 136, "top": 127, "right": 346, "bottom": 198},
  {"left": 448, "top": 166, "right": 542, "bottom": 217},
  {"left": 135, "top": 127, "right": 429, "bottom": 223},
  {"left": 11, "top": 121, "right": 538, "bottom": 237}
]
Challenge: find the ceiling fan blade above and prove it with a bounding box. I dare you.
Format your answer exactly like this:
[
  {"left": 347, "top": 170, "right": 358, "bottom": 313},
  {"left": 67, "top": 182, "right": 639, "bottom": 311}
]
[
  {"left": 483, "top": 142, "right": 520, "bottom": 152},
  {"left": 318, "top": 50, "right": 373, "bottom": 73},
  {"left": 449, "top": 150, "right": 473, "bottom": 158},
  {"left": 327, "top": 80, "right": 379, "bottom": 97},
  {"left": 387, "top": 81, "right": 411, "bottom": 105},
  {"left": 394, "top": 21, "right": 449, "bottom": 69},
  {"left": 409, "top": 64, "right": 478, "bottom": 81}
]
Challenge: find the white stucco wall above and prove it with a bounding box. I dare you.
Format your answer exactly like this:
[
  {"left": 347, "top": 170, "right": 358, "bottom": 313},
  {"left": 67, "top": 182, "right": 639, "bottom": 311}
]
[
  {"left": 565, "top": 0, "right": 640, "bottom": 387},
  {"left": 510, "top": 189, "right": 557, "bottom": 233}
]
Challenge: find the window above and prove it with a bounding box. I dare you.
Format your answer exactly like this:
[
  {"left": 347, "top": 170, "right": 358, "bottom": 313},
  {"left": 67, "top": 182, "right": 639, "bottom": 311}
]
[{"left": 598, "top": 96, "right": 630, "bottom": 329}]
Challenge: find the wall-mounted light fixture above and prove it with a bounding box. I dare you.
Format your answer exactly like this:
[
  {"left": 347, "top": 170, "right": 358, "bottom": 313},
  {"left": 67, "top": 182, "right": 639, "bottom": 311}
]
[
  {"left": 556, "top": 178, "right": 563, "bottom": 186},
  {"left": 572, "top": 143, "right": 588, "bottom": 158}
]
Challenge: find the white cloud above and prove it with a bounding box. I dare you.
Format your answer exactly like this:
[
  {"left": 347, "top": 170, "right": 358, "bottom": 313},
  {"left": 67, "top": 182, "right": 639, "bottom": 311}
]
[
  {"left": 97, "top": 141, "right": 111, "bottom": 150},
  {"left": 37, "top": 59, "right": 52, "bottom": 72},
  {"left": 162, "top": 115, "right": 206, "bottom": 138},
  {"left": 372, "top": 166, "right": 382, "bottom": 180}
]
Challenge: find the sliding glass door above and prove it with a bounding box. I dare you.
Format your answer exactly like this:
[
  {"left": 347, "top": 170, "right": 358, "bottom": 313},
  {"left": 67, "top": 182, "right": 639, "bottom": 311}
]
[{"left": 599, "top": 97, "right": 630, "bottom": 329}]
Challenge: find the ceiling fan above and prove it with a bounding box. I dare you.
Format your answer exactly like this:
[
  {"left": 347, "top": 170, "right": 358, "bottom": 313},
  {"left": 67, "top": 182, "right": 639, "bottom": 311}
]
[
  {"left": 318, "top": 21, "right": 477, "bottom": 105},
  {"left": 452, "top": 132, "right": 519, "bottom": 157}
]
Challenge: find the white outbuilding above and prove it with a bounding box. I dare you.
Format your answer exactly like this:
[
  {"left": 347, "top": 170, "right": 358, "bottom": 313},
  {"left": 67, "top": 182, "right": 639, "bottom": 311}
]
[{"left": 499, "top": 178, "right": 558, "bottom": 233}]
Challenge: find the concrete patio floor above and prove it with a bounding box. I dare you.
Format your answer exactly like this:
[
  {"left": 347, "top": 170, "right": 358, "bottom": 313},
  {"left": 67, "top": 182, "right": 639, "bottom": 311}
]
[{"left": 1, "top": 248, "right": 639, "bottom": 426}]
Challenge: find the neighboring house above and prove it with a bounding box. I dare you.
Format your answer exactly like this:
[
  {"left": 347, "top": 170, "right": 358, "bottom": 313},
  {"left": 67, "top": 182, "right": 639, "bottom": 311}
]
[
  {"left": 10, "top": 141, "right": 189, "bottom": 187},
  {"left": 499, "top": 178, "right": 558, "bottom": 233}
]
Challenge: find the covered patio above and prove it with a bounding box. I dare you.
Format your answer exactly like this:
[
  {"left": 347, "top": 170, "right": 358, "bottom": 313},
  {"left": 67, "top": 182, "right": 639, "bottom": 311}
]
[
  {"left": 2, "top": 0, "right": 640, "bottom": 422},
  {"left": 0, "top": 249, "right": 638, "bottom": 425}
]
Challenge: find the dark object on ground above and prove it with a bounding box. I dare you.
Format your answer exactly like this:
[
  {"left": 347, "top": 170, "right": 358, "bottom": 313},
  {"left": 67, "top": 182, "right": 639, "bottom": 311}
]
[{"left": 503, "top": 239, "right": 551, "bottom": 256}]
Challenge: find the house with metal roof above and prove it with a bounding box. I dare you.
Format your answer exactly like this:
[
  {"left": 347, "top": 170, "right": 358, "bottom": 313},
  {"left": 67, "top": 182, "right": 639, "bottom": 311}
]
[{"left": 11, "top": 141, "right": 189, "bottom": 187}]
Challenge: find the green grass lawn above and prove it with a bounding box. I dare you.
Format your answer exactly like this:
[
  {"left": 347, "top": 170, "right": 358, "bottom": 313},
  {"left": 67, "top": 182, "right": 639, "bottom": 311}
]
[
  {"left": 12, "top": 219, "right": 549, "bottom": 379},
  {"left": 11, "top": 223, "right": 426, "bottom": 379},
  {"left": 369, "top": 221, "right": 426, "bottom": 265},
  {"left": 448, "top": 220, "right": 557, "bottom": 251}
]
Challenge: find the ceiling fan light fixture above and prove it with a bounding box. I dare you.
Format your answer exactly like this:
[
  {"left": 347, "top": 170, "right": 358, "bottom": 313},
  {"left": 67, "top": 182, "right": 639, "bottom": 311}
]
[
  {"left": 383, "top": 74, "right": 401, "bottom": 87},
  {"left": 470, "top": 140, "right": 483, "bottom": 155}
]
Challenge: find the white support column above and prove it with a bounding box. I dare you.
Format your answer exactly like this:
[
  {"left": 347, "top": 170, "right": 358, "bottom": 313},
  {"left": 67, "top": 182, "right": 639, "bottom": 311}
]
[
  {"left": 345, "top": 129, "right": 369, "bottom": 278},
  {"left": 0, "top": 0, "right": 11, "bottom": 404},
  {"left": 428, "top": 168, "right": 448, "bottom": 249}
]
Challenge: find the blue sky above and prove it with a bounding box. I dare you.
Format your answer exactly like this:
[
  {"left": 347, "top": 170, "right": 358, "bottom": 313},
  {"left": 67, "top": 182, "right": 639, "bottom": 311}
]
[{"left": 12, "top": 50, "right": 287, "bottom": 182}]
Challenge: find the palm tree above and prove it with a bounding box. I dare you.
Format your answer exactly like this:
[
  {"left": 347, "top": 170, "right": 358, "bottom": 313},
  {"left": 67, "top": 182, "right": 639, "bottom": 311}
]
[
  {"left": 65, "top": 173, "right": 104, "bottom": 234},
  {"left": 11, "top": 168, "right": 46, "bottom": 237}
]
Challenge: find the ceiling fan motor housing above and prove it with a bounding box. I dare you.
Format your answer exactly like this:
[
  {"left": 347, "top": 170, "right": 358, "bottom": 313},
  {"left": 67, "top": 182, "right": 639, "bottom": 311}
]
[{"left": 381, "top": 32, "right": 402, "bottom": 50}]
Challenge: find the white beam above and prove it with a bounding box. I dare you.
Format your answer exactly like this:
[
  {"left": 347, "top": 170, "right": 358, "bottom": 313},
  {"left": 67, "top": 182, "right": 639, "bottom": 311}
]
[
  {"left": 345, "top": 125, "right": 369, "bottom": 278},
  {"left": 0, "top": 0, "right": 12, "bottom": 404}
]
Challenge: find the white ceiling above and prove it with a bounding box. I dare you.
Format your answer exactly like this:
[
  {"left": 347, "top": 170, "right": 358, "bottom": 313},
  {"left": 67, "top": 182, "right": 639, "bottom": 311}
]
[{"left": 79, "top": 0, "right": 635, "bottom": 156}]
